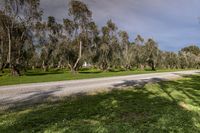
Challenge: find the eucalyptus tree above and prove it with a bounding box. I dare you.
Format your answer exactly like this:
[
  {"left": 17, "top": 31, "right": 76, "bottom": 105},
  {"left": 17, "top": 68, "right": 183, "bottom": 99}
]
[
  {"left": 95, "top": 26, "right": 111, "bottom": 70},
  {"left": 0, "top": 0, "right": 42, "bottom": 75},
  {"left": 62, "top": 18, "right": 76, "bottom": 70},
  {"left": 33, "top": 21, "right": 47, "bottom": 68},
  {"left": 0, "top": 24, "right": 7, "bottom": 73},
  {"left": 165, "top": 52, "right": 179, "bottom": 69},
  {"left": 66, "top": 0, "right": 93, "bottom": 72},
  {"left": 187, "top": 53, "right": 199, "bottom": 68},
  {"left": 63, "top": 18, "right": 75, "bottom": 38},
  {"left": 0, "top": 10, "right": 13, "bottom": 69},
  {"left": 181, "top": 45, "right": 200, "bottom": 56},
  {"left": 43, "top": 16, "right": 63, "bottom": 71},
  {"left": 134, "top": 35, "right": 145, "bottom": 69},
  {"left": 119, "top": 31, "right": 130, "bottom": 69},
  {"left": 35, "top": 16, "right": 64, "bottom": 71},
  {"left": 144, "top": 38, "right": 159, "bottom": 71},
  {"left": 177, "top": 45, "right": 200, "bottom": 69},
  {"left": 95, "top": 20, "right": 120, "bottom": 71},
  {"left": 106, "top": 20, "right": 121, "bottom": 68},
  {"left": 83, "top": 21, "right": 100, "bottom": 65},
  {"left": 135, "top": 35, "right": 144, "bottom": 45},
  {"left": 178, "top": 52, "right": 189, "bottom": 69}
]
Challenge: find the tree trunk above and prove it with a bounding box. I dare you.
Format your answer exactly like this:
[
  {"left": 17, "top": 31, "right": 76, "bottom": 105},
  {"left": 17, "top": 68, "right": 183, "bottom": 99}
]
[
  {"left": 140, "top": 64, "right": 144, "bottom": 70},
  {"left": 72, "top": 40, "right": 82, "bottom": 72},
  {"left": 0, "top": 63, "right": 5, "bottom": 73},
  {"left": 125, "top": 44, "right": 129, "bottom": 70},
  {"left": 11, "top": 64, "right": 21, "bottom": 76},
  {"left": 151, "top": 61, "right": 156, "bottom": 71},
  {"left": 0, "top": 36, "right": 4, "bottom": 73},
  {"left": 58, "top": 60, "right": 62, "bottom": 69},
  {"left": 101, "top": 61, "right": 109, "bottom": 71},
  {"left": 42, "top": 60, "right": 48, "bottom": 72},
  {"left": 11, "top": 69, "right": 20, "bottom": 76},
  {"left": 7, "top": 29, "right": 11, "bottom": 68}
]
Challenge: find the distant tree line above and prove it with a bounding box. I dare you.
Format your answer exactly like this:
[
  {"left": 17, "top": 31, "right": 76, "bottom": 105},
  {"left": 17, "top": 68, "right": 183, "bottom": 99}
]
[{"left": 0, "top": 0, "right": 200, "bottom": 76}]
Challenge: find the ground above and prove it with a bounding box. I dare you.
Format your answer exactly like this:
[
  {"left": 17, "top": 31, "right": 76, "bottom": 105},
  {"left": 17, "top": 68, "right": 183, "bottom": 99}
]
[
  {"left": 0, "top": 74, "right": 200, "bottom": 133},
  {"left": 0, "top": 68, "right": 195, "bottom": 86}
]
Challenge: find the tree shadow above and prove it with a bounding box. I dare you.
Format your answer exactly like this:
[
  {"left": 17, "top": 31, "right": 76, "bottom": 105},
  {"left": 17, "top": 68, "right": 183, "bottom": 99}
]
[
  {"left": 25, "top": 71, "right": 64, "bottom": 76},
  {"left": 0, "top": 75, "right": 200, "bottom": 132},
  {"left": 158, "top": 75, "right": 200, "bottom": 106},
  {"left": 0, "top": 87, "right": 63, "bottom": 111},
  {"left": 78, "top": 71, "right": 102, "bottom": 74},
  {"left": 112, "top": 78, "right": 166, "bottom": 89}
]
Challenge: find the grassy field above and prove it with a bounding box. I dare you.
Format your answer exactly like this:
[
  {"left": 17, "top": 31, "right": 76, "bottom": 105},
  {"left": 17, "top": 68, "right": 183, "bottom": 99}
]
[
  {"left": 0, "top": 75, "right": 200, "bottom": 132},
  {"left": 0, "top": 68, "right": 195, "bottom": 86}
]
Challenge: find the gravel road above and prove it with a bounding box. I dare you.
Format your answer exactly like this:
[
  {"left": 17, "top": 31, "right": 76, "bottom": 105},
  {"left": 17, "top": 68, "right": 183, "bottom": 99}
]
[{"left": 0, "top": 70, "right": 199, "bottom": 110}]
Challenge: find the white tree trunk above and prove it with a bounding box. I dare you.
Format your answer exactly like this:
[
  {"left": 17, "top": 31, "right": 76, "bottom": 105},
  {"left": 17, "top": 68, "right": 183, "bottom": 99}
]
[
  {"left": 73, "top": 40, "right": 82, "bottom": 71},
  {"left": 7, "top": 29, "right": 11, "bottom": 67}
]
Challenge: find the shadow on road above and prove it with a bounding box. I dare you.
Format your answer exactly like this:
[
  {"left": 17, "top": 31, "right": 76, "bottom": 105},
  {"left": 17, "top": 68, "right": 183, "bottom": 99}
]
[
  {"left": 112, "top": 78, "right": 166, "bottom": 89},
  {"left": 0, "top": 87, "right": 62, "bottom": 111}
]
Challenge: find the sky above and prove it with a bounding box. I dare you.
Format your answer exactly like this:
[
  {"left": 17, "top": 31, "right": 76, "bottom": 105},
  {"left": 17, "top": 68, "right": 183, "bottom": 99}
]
[{"left": 40, "top": 0, "right": 200, "bottom": 51}]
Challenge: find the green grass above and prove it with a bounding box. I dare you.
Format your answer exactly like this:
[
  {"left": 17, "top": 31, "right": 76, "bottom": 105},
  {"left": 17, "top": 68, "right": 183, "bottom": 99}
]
[
  {"left": 0, "top": 68, "right": 195, "bottom": 86},
  {"left": 0, "top": 75, "right": 200, "bottom": 132}
]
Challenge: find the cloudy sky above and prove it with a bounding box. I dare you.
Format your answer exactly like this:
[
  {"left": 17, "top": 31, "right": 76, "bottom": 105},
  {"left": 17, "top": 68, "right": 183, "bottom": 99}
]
[{"left": 41, "top": 0, "right": 200, "bottom": 51}]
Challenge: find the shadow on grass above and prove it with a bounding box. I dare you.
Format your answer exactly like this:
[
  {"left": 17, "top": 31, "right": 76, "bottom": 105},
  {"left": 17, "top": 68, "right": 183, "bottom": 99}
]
[
  {"left": 159, "top": 75, "right": 200, "bottom": 106},
  {"left": 0, "top": 75, "right": 200, "bottom": 132},
  {"left": 78, "top": 71, "right": 102, "bottom": 74},
  {"left": 25, "top": 70, "right": 64, "bottom": 76}
]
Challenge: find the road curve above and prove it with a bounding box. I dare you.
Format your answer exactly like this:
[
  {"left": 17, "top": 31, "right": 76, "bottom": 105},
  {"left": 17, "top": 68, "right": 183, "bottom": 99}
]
[{"left": 0, "top": 70, "right": 199, "bottom": 110}]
